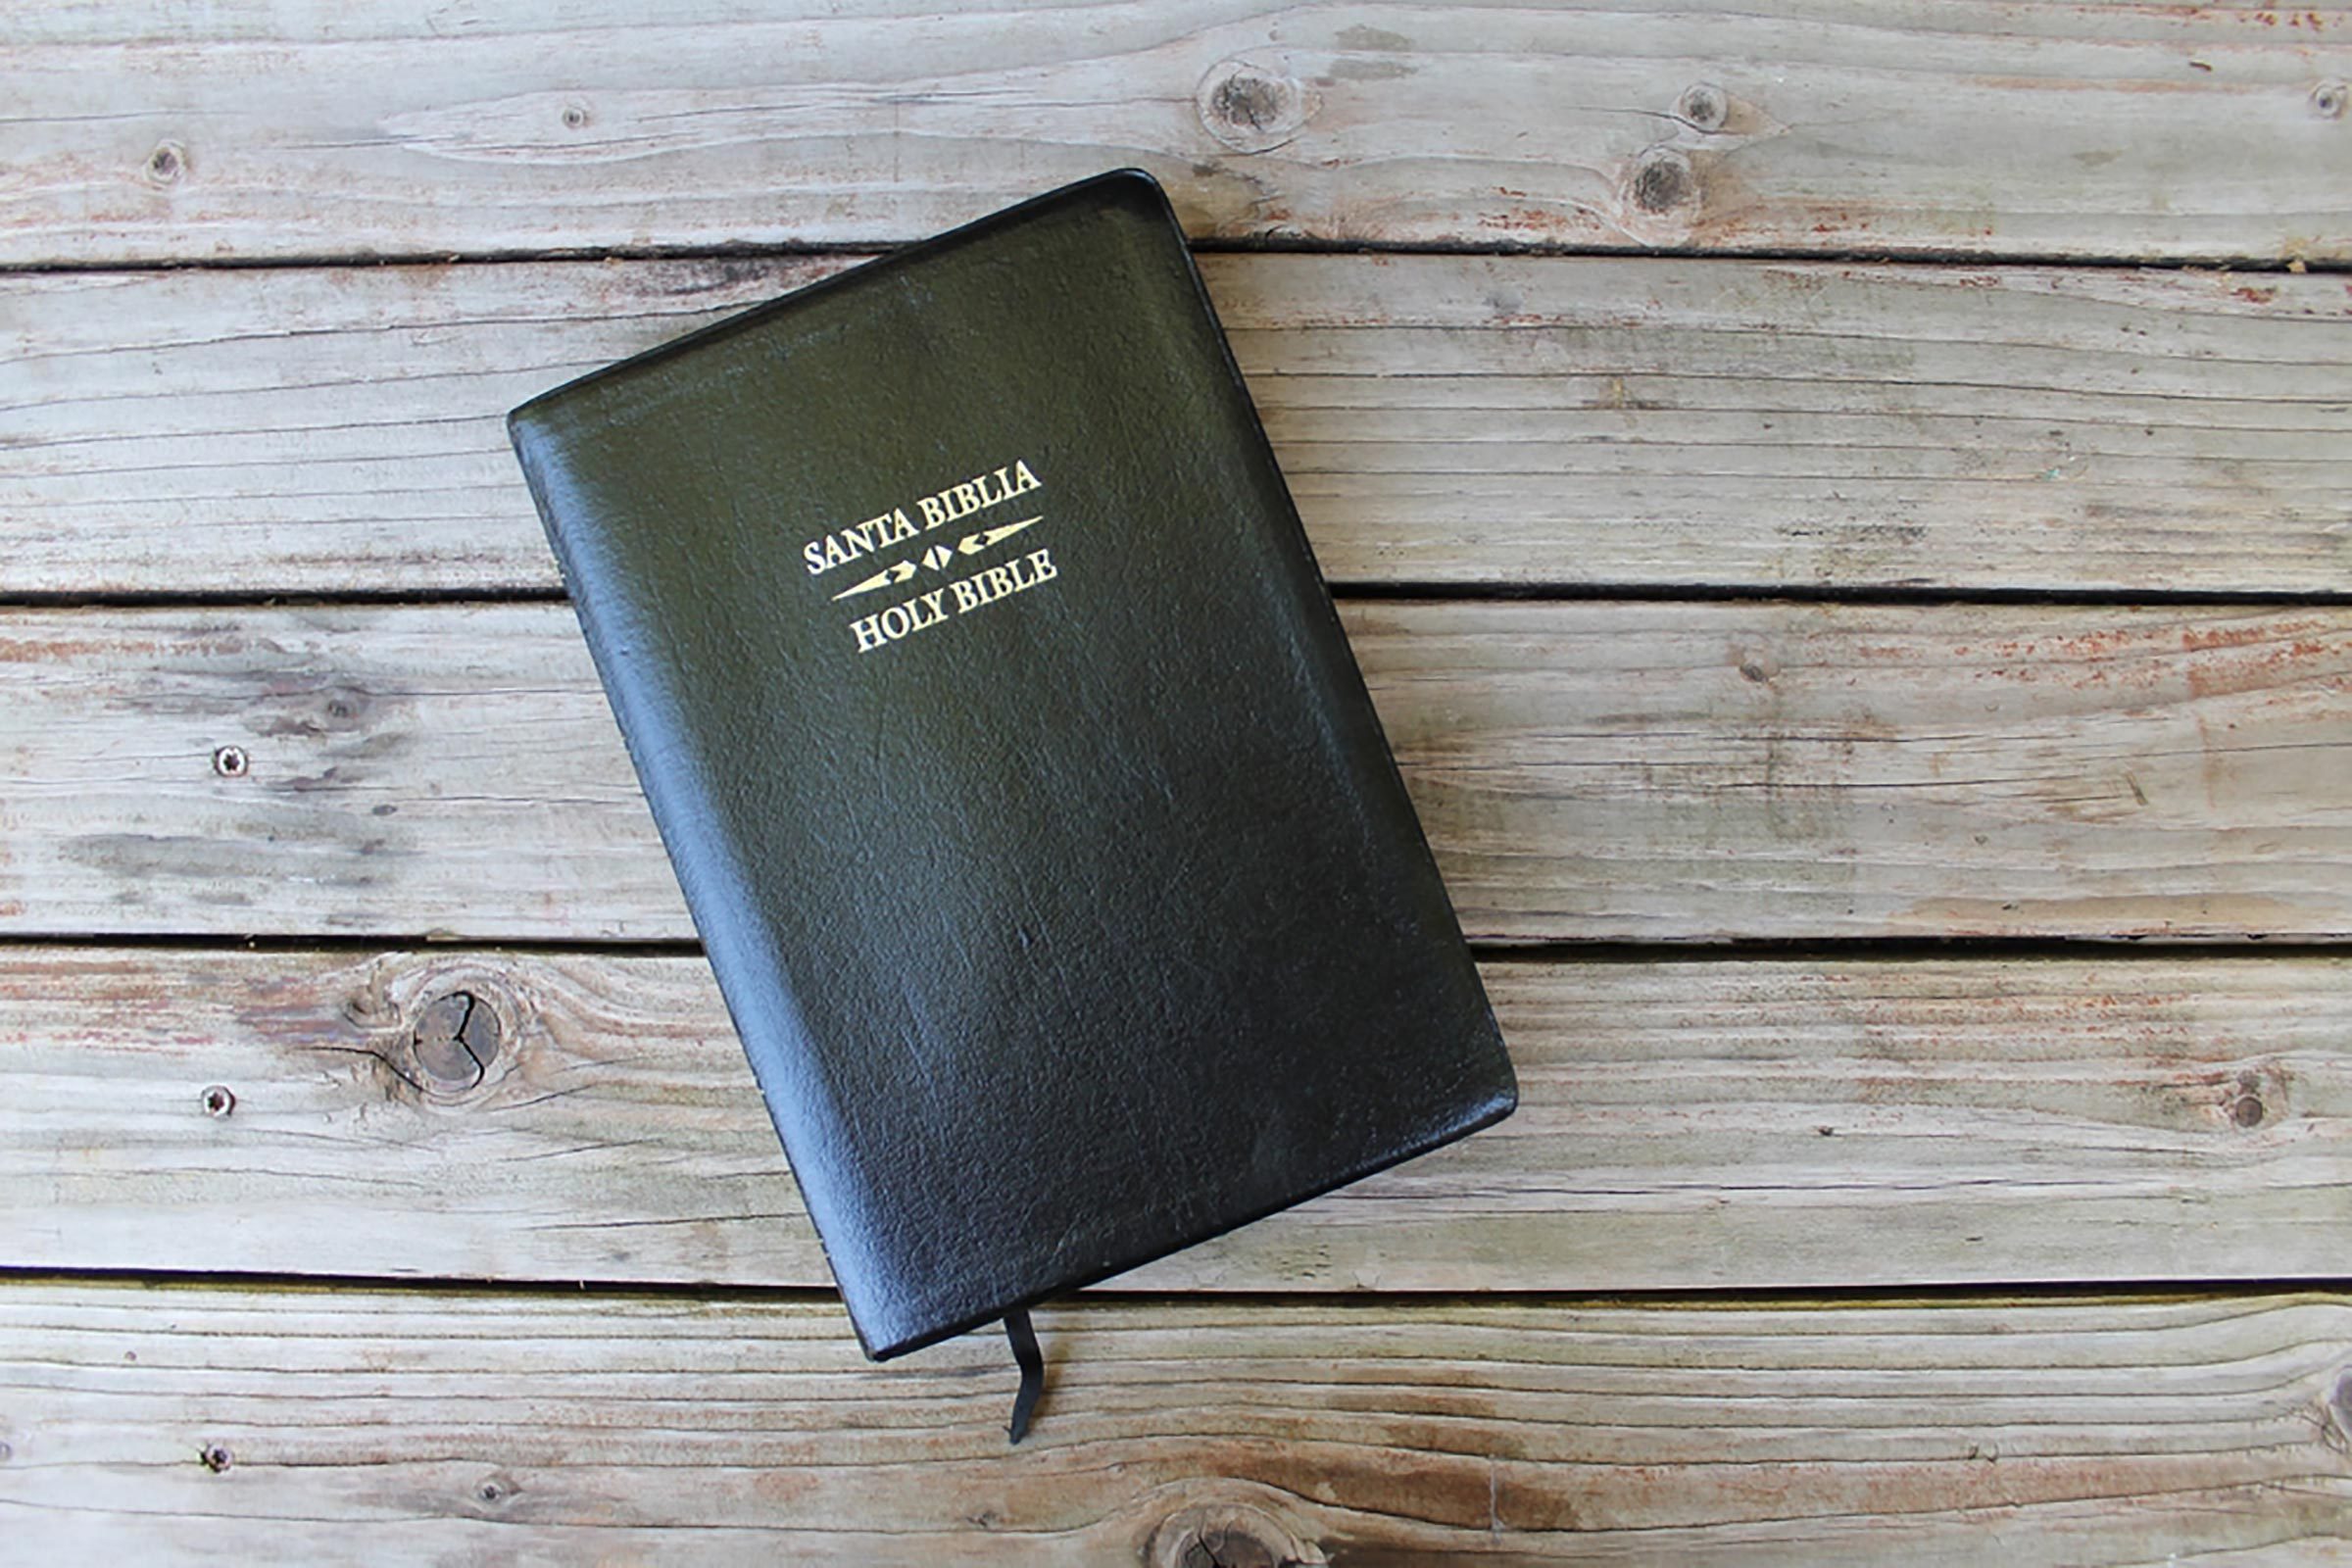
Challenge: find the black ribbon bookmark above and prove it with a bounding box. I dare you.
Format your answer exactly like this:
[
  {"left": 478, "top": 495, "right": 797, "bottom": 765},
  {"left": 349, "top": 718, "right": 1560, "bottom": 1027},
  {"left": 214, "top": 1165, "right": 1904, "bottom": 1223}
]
[{"left": 1004, "top": 1306, "right": 1045, "bottom": 1445}]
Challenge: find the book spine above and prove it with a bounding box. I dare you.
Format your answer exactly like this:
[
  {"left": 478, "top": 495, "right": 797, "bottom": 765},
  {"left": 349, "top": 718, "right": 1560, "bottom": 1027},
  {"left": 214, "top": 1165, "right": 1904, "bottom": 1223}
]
[{"left": 508, "top": 413, "right": 881, "bottom": 1354}]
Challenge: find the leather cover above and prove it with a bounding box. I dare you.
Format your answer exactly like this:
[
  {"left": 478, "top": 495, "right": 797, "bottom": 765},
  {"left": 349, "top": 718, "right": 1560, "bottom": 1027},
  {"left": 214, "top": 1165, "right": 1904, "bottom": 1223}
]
[{"left": 508, "top": 169, "right": 1516, "bottom": 1360}]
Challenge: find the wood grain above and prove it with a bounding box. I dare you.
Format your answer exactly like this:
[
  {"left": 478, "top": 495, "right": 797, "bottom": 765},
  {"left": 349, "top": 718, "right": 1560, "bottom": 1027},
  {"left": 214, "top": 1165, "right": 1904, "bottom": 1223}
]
[
  {"left": 0, "top": 602, "right": 2344, "bottom": 943},
  {"left": 3, "top": 1281, "right": 2346, "bottom": 1564},
  {"left": 3, "top": 947, "right": 2347, "bottom": 1293},
  {"left": 6, "top": 10, "right": 2348, "bottom": 1564},
  {"left": 8, "top": 255, "right": 2350, "bottom": 596},
  {"left": 5, "top": 3, "right": 2350, "bottom": 266}
]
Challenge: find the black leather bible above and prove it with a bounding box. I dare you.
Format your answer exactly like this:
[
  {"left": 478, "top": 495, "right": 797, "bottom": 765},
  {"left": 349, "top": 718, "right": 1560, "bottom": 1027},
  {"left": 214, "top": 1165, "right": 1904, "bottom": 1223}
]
[{"left": 509, "top": 170, "right": 1516, "bottom": 1416}]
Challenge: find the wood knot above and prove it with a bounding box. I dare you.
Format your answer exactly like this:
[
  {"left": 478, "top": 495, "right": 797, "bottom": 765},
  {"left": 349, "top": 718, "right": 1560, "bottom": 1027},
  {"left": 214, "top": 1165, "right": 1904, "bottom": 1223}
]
[
  {"left": 1630, "top": 148, "right": 1697, "bottom": 215},
  {"left": 410, "top": 988, "right": 506, "bottom": 1094},
  {"left": 2326, "top": 1368, "right": 2352, "bottom": 1452},
  {"left": 1197, "top": 57, "right": 1314, "bottom": 153},
  {"left": 144, "top": 140, "right": 187, "bottom": 185},
  {"left": 1677, "top": 81, "right": 1729, "bottom": 131},
  {"left": 250, "top": 681, "right": 377, "bottom": 741},
  {"left": 1150, "top": 1499, "right": 1324, "bottom": 1568},
  {"left": 2315, "top": 80, "right": 2349, "bottom": 121}
]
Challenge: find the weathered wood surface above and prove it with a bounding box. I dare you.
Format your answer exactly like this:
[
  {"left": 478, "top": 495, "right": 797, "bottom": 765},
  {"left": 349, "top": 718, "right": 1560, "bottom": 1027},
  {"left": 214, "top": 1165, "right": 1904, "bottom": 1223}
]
[
  {"left": 10, "top": 6, "right": 2352, "bottom": 1559},
  {"left": 0, "top": 602, "right": 2343, "bottom": 943},
  {"left": 5, "top": 947, "right": 2346, "bottom": 1293},
  {"left": 4, "top": 1282, "right": 2347, "bottom": 1565},
  {"left": 9, "top": 255, "right": 2350, "bottom": 597},
  {"left": 7, "top": 3, "right": 2352, "bottom": 266}
]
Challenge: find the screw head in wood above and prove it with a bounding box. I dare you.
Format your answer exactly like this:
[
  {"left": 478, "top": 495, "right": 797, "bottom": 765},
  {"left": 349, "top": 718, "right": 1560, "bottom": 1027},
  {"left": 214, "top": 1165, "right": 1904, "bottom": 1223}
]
[
  {"left": 212, "top": 744, "right": 249, "bottom": 778},
  {"left": 2228, "top": 1068, "right": 2269, "bottom": 1127},
  {"left": 200, "top": 1085, "right": 235, "bottom": 1118}
]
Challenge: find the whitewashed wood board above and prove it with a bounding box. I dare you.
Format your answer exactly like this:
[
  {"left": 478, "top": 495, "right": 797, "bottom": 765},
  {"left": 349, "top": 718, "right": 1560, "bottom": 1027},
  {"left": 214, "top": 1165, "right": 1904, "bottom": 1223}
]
[
  {"left": 0, "top": 602, "right": 2344, "bottom": 942},
  {"left": 2, "top": 947, "right": 2344, "bottom": 1293},
  {"left": 6, "top": 255, "right": 2347, "bottom": 595},
  {"left": 5, "top": 2, "right": 2350, "bottom": 264},
  {"left": 6, "top": 6, "right": 2349, "bottom": 1563},
  {"left": 3, "top": 1283, "right": 2346, "bottom": 1564}
]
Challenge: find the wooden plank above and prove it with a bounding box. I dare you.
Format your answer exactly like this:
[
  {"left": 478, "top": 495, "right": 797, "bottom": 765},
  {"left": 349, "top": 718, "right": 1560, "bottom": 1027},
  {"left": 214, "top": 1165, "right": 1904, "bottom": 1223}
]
[
  {"left": 8, "top": 255, "right": 2350, "bottom": 596},
  {"left": 3, "top": 1281, "right": 2346, "bottom": 1563},
  {"left": 5, "top": 3, "right": 2351, "bottom": 266},
  {"left": 0, "top": 602, "right": 2345, "bottom": 943},
  {"left": 4, "top": 948, "right": 2348, "bottom": 1293}
]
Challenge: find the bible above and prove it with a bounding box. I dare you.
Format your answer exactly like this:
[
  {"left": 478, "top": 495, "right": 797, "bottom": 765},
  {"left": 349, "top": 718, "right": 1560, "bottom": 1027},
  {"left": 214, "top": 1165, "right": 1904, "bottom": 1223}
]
[{"left": 508, "top": 169, "right": 1516, "bottom": 1439}]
